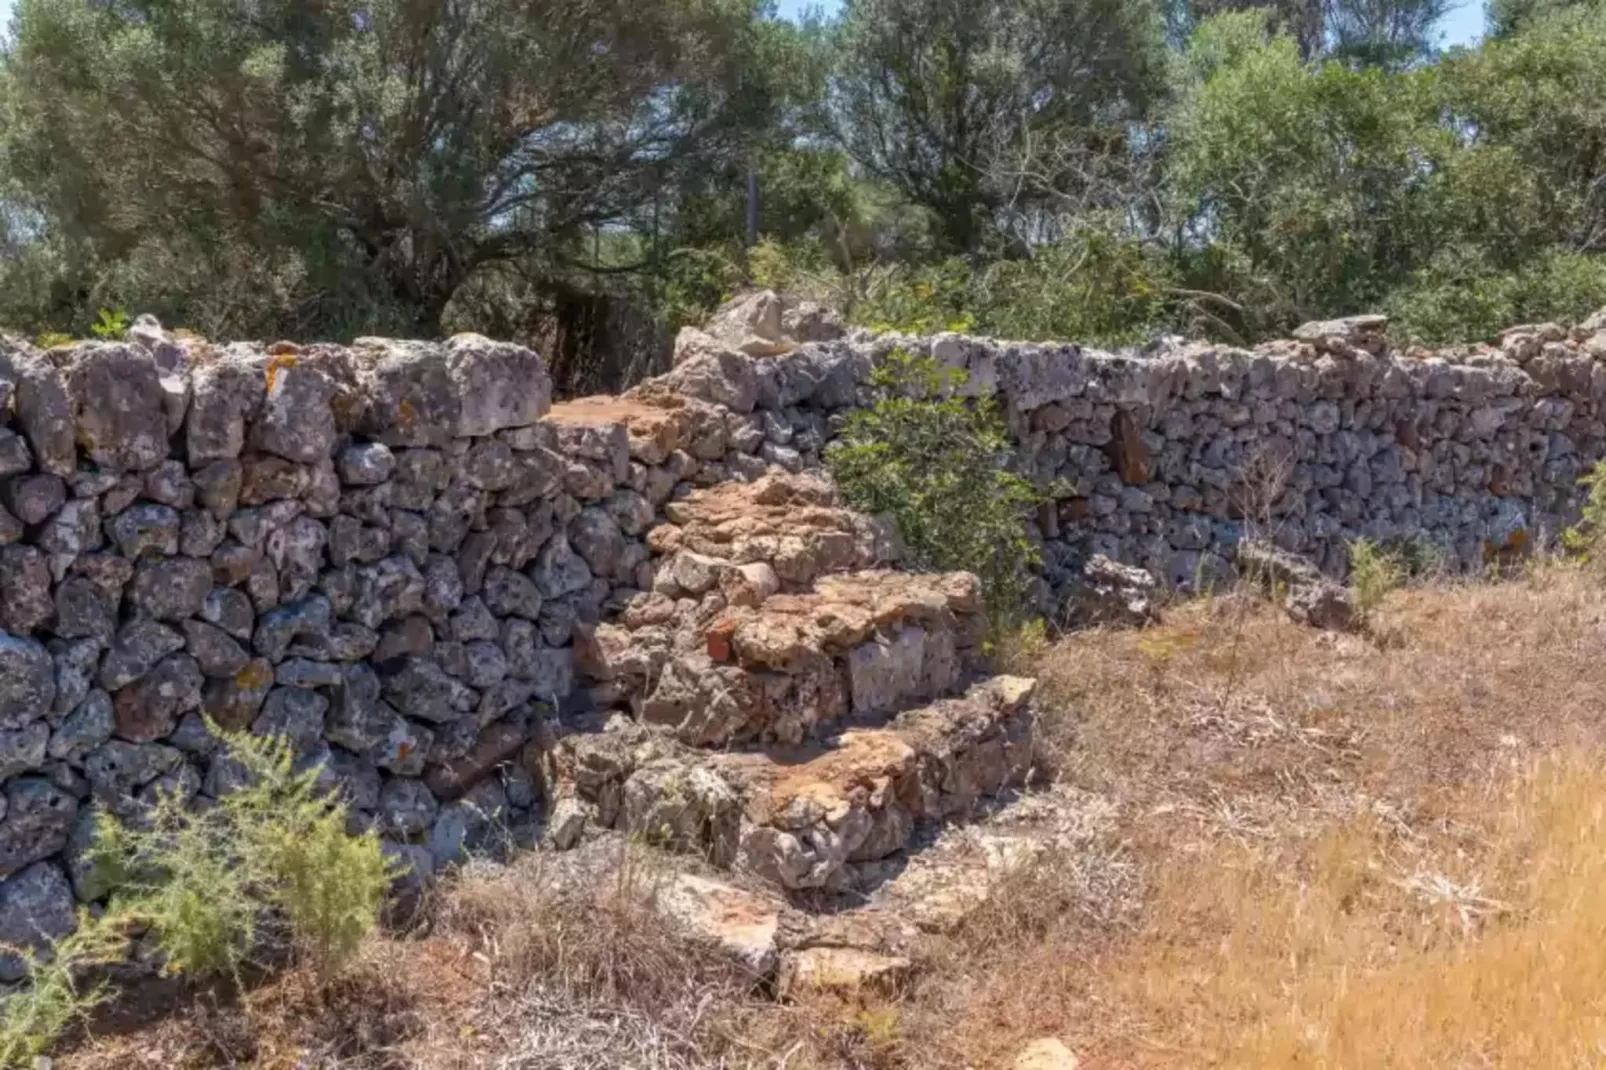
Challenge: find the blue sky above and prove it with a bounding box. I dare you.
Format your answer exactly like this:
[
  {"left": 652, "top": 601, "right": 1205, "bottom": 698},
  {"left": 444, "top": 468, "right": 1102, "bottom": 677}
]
[{"left": 0, "top": 0, "right": 1491, "bottom": 52}]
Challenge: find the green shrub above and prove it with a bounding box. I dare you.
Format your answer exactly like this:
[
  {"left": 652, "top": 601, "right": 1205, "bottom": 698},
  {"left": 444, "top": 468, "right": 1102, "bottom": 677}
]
[
  {"left": 92, "top": 726, "right": 394, "bottom": 982},
  {"left": 1349, "top": 537, "right": 1405, "bottom": 619},
  {"left": 88, "top": 307, "right": 128, "bottom": 341},
  {"left": 847, "top": 229, "right": 1178, "bottom": 345},
  {"left": 0, "top": 913, "right": 126, "bottom": 1067},
  {"left": 826, "top": 348, "right": 1041, "bottom": 630},
  {"left": 1562, "top": 460, "right": 1606, "bottom": 561},
  {"left": 1386, "top": 248, "right": 1606, "bottom": 345}
]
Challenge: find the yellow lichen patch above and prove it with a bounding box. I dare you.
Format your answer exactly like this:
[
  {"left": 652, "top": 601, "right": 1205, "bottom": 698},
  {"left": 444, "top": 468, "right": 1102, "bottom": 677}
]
[
  {"left": 235, "top": 660, "right": 273, "bottom": 690},
  {"left": 264, "top": 352, "right": 299, "bottom": 394}
]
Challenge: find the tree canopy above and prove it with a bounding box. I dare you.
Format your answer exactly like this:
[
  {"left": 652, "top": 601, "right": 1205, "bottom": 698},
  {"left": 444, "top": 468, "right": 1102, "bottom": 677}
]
[{"left": 1, "top": 0, "right": 1605, "bottom": 372}]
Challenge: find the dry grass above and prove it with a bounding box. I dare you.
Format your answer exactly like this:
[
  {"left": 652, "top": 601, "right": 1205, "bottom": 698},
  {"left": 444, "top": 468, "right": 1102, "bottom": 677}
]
[
  {"left": 874, "top": 562, "right": 1606, "bottom": 1069},
  {"left": 52, "top": 563, "right": 1606, "bottom": 1070}
]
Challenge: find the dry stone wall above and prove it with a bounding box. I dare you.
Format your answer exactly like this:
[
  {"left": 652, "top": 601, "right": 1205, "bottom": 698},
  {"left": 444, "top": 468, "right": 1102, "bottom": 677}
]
[
  {"left": 666, "top": 300, "right": 1606, "bottom": 602},
  {"left": 2, "top": 297, "right": 1602, "bottom": 975}
]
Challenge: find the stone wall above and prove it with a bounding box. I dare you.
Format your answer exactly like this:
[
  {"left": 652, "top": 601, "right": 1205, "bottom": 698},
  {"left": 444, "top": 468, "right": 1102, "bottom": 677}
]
[
  {"left": 666, "top": 299, "right": 1604, "bottom": 600},
  {"left": 2, "top": 299, "right": 1602, "bottom": 974}
]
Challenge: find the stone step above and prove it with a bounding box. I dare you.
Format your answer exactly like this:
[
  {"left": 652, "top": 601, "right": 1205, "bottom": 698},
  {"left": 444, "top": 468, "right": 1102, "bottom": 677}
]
[
  {"left": 634, "top": 787, "right": 1082, "bottom": 998},
  {"left": 578, "top": 567, "right": 990, "bottom": 747},
  {"left": 547, "top": 675, "right": 1037, "bottom": 893}
]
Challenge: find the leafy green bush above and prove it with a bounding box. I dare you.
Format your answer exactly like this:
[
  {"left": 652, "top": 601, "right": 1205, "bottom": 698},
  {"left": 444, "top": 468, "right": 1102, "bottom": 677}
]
[
  {"left": 92, "top": 726, "right": 394, "bottom": 982},
  {"left": 847, "top": 228, "right": 1178, "bottom": 345},
  {"left": 1386, "top": 248, "right": 1606, "bottom": 345},
  {"left": 826, "top": 348, "right": 1041, "bottom": 629}
]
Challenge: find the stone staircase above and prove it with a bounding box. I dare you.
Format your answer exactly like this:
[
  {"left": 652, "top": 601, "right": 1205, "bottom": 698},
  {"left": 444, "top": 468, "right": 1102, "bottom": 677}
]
[{"left": 527, "top": 402, "right": 1049, "bottom": 993}]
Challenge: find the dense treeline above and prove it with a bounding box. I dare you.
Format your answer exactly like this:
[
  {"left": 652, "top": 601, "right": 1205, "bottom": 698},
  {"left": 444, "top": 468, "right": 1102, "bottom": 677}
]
[{"left": 0, "top": 0, "right": 1604, "bottom": 384}]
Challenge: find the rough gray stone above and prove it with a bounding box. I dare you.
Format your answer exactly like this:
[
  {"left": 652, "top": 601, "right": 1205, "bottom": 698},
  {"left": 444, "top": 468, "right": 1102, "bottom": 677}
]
[
  {"left": 462, "top": 640, "right": 509, "bottom": 690},
  {"left": 569, "top": 507, "right": 625, "bottom": 579},
  {"left": 483, "top": 567, "right": 543, "bottom": 620},
  {"left": 144, "top": 460, "right": 196, "bottom": 509},
  {"left": 112, "top": 653, "right": 203, "bottom": 743},
  {"left": 462, "top": 440, "right": 517, "bottom": 490},
  {"left": 48, "top": 691, "right": 115, "bottom": 763},
  {"left": 49, "top": 638, "right": 100, "bottom": 719},
  {"left": 202, "top": 586, "right": 256, "bottom": 641},
  {"left": 0, "top": 861, "right": 76, "bottom": 981},
  {"left": 0, "top": 546, "right": 53, "bottom": 633},
  {"left": 287, "top": 621, "right": 379, "bottom": 662},
  {"left": 337, "top": 442, "right": 396, "bottom": 485},
  {"left": 422, "top": 553, "right": 464, "bottom": 618},
  {"left": 445, "top": 334, "right": 552, "bottom": 437},
  {"left": 265, "top": 515, "right": 328, "bottom": 602},
  {"left": 0, "top": 502, "right": 21, "bottom": 545},
  {"left": 202, "top": 658, "right": 275, "bottom": 730},
  {"left": 380, "top": 656, "right": 477, "bottom": 724},
  {"left": 128, "top": 555, "right": 213, "bottom": 621},
  {"left": 448, "top": 596, "right": 501, "bottom": 643},
  {"left": 0, "top": 428, "right": 32, "bottom": 478},
  {"left": 84, "top": 740, "right": 182, "bottom": 814},
  {"left": 0, "top": 777, "right": 77, "bottom": 877},
  {"left": 275, "top": 658, "right": 346, "bottom": 689},
  {"left": 66, "top": 343, "right": 170, "bottom": 472},
  {"left": 193, "top": 458, "right": 244, "bottom": 518},
  {"left": 0, "top": 633, "right": 55, "bottom": 730},
  {"left": 530, "top": 535, "right": 593, "bottom": 600},
  {"left": 252, "top": 358, "right": 336, "bottom": 463},
  {"left": 3, "top": 473, "right": 65, "bottom": 526},
  {"left": 9, "top": 352, "right": 75, "bottom": 477},
  {"left": 253, "top": 595, "right": 333, "bottom": 663},
  {"left": 0, "top": 721, "right": 49, "bottom": 780},
  {"left": 329, "top": 515, "right": 391, "bottom": 567},
  {"left": 252, "top": 686, "right": 329, "bottom": 753},
  {"left": 374, "top": 615, "right": 434, "bottom": 663},
  {"left": 180, "top": 508, "right": 228, "bottom": 558},
  {"left": 377, "top": 778, "right": 439, "bottom": 837},
  {"left": 183, "top": 619, "right": 251, "bottom": 678},
  {"left": 187, "top": 354, "right": 265, "bottom": 464},
  {"left": 37, "top": 498, "right": 101, "bottom": 559},
  {"left": 352, "top": 556, "right": 426, "bottom": 630},
  {"left": 107, "top": 503, "right": 182, "bottom": 558}
]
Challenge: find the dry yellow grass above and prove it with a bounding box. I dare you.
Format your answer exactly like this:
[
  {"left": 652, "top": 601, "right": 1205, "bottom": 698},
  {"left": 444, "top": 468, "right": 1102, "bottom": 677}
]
[
  {"left": 1120, "top": 750, "right": 1606, "bottom": 1069},
  {"left": 52, "top": 564, "right": 1606, "bottom": 1070}
]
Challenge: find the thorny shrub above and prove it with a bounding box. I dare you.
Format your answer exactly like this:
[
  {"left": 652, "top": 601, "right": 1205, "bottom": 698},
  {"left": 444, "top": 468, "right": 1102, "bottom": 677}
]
[{"left": 0, "top": 727, "right": 394, "bottom": 1066}]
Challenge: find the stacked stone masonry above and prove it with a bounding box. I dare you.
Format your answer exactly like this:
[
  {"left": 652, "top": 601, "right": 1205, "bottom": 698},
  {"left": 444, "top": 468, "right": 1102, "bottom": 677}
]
[{"left": 1, "top": 296, "right": 1601, "bottom": 977}]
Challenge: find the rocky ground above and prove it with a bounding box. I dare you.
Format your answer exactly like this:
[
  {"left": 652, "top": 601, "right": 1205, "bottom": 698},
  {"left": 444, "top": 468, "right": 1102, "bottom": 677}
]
[{"left": 45, "top": 557, "right": 1606, "bottom": 1069}]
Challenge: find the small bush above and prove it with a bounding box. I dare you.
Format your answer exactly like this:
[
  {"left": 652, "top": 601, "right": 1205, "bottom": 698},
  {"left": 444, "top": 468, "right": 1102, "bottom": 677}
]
[
  {"left": 88, "top": 307, "right": 128, "bottom": 341},
  {"left": 92, "top": 726, "right": 394, "bottom": 982},
  {"left": 0, "top": 914, "right": 126, "bottom": 1067},
  {"left": 1562, "top": 460, "right": 1606, "bottom": 561},
  {"left": 826, "top": 348, "right": 1041, "bottom": 630},
  {"left": 1348, "top": 537, "right": 1404, "bottom": 618}
]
